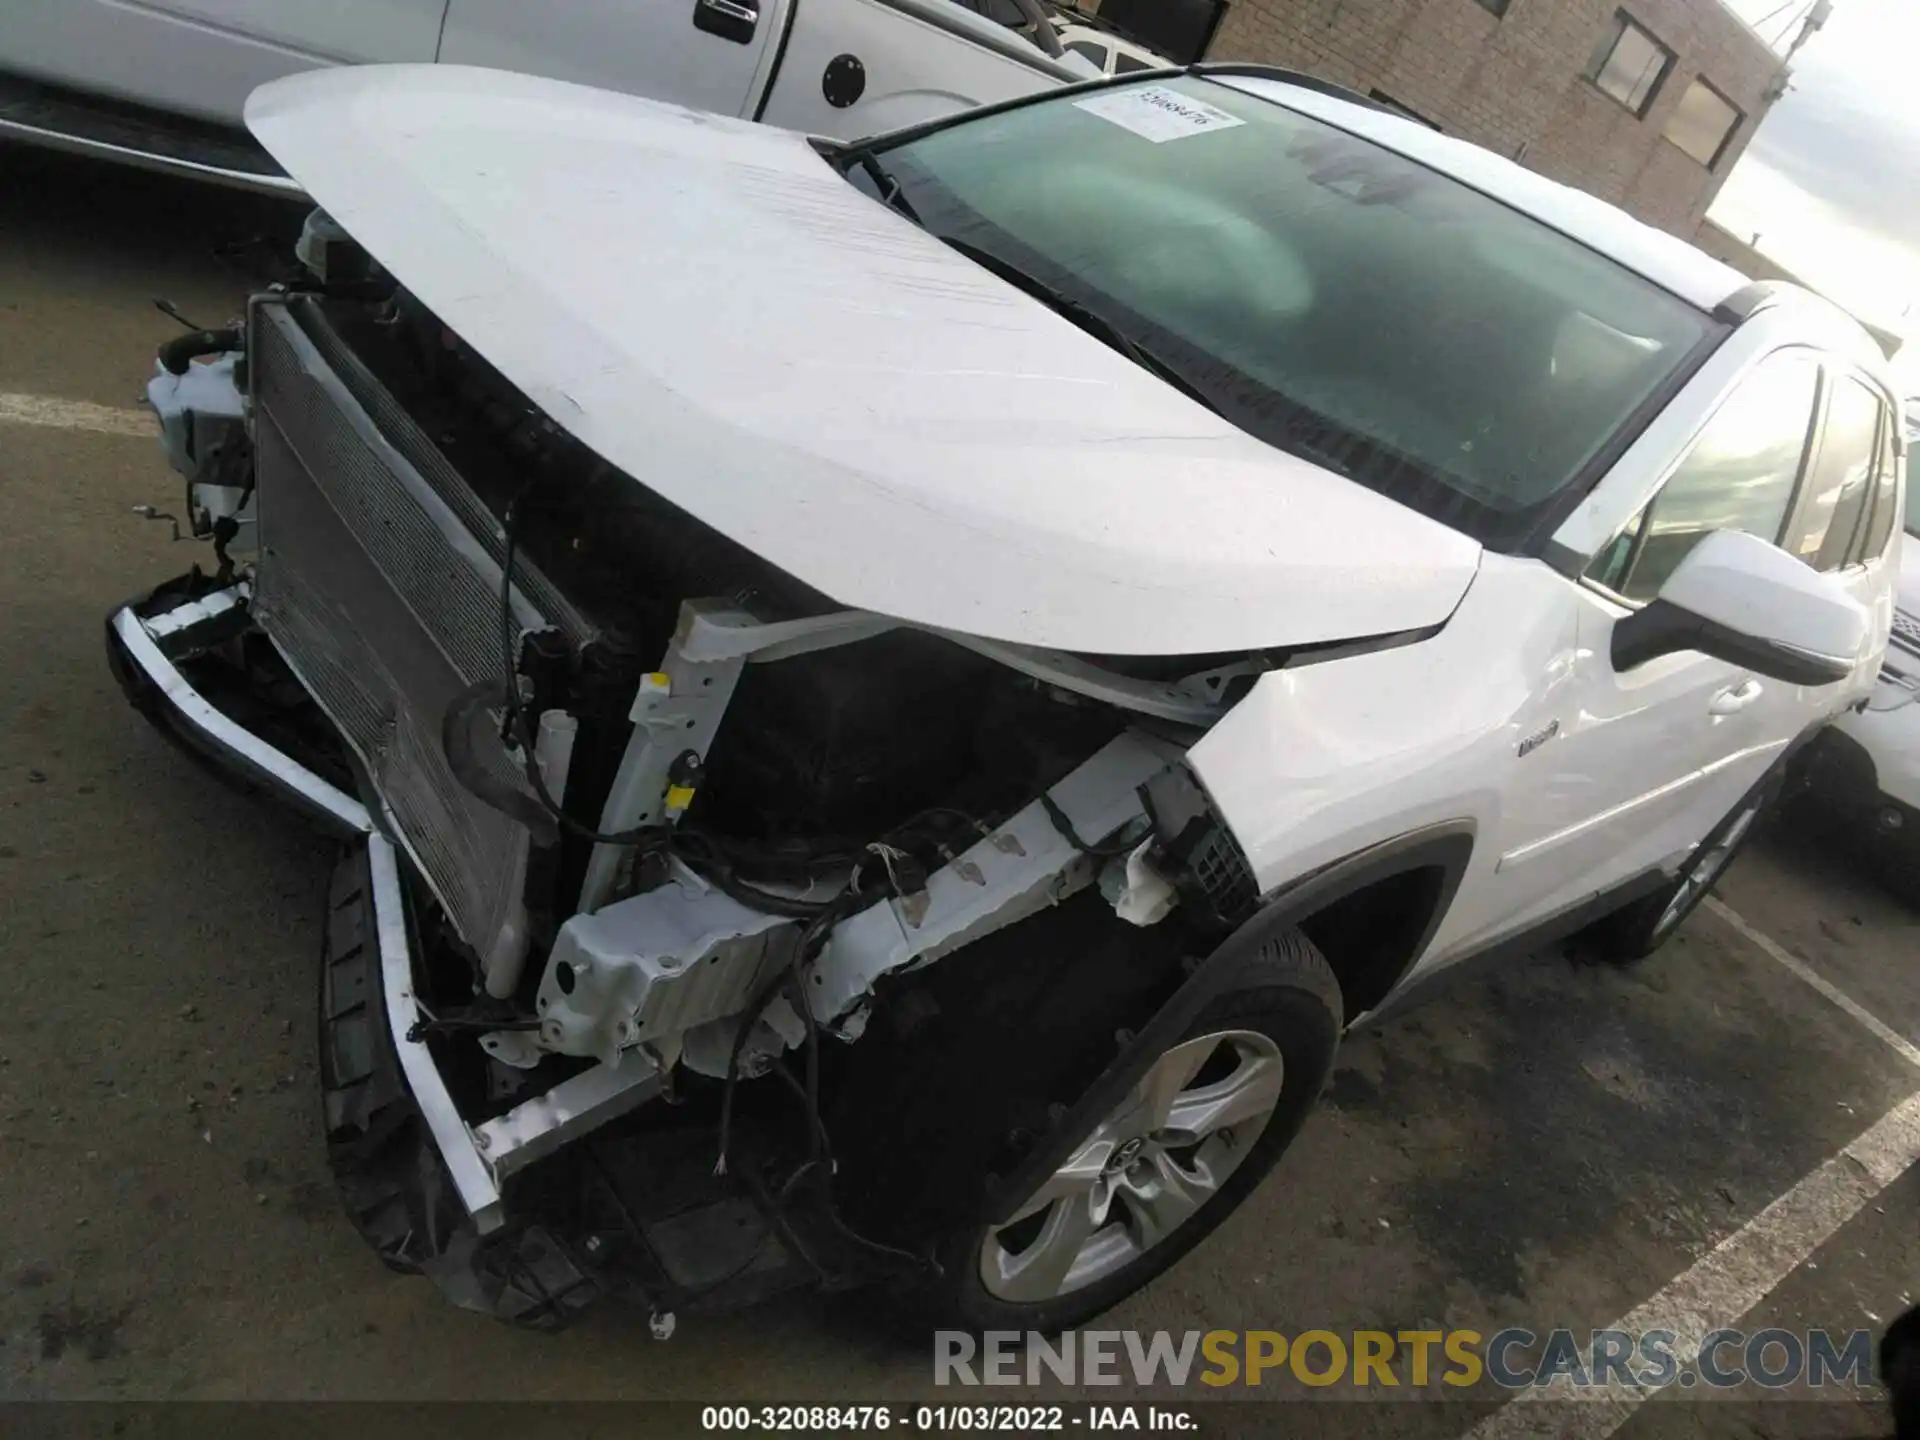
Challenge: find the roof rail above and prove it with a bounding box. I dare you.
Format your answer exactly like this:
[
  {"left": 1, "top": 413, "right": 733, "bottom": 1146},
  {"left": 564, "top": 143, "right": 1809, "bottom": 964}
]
[
  {"left": 1188, "top": 62, "right": 1395, "bottom": 115},
  {"left": 1710, "top": 279, "right": 1783, "bottom": 325},
  {"left": 1713, "top": 279, "right": 1905, "bottom": 361}
]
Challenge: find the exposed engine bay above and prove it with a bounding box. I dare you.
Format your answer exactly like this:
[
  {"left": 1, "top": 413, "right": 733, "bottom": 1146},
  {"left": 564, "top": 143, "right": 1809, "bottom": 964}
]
[{"left": 122, "top": 215, "right": 1275, "bottom": 1328}]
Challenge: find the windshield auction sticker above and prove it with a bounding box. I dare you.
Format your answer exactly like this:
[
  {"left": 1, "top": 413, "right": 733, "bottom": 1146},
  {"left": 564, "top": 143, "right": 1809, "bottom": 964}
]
[{"left": 1073, "top": 86, "right": 1246, "bottom": 142}]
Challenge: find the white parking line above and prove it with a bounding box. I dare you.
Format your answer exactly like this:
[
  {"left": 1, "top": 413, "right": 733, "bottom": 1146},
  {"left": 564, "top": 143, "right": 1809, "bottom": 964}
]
[
  {"left": 0, "top": 391, "right": 152, "bottom": 438},
  {"left": 1461, "top": 1089, "right": 1920, "bottom": 1438},
  {"left": 1705, "top": 895, "right": 1920, "bottom": 1068},
  {"left": 1459, "top": 900, "right": 1920, "bottom": 1440}
]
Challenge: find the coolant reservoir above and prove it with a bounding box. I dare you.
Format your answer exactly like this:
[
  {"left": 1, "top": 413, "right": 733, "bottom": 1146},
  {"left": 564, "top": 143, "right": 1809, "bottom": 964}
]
[{"left": 146, "top": 351, "right": 252, "bottom": 553}]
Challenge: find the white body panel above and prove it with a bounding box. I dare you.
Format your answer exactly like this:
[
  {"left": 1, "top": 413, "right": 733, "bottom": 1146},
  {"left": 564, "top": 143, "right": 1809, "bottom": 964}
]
[
  {"left": 0, "top": 0, "right": 442, "bottom": 121},
  {"left": 759, "top": 0, "right": 1066, "bottom": 134},
  {"left": 1190, "top": 553, "right": 1817, "bottom": 990},
  {"left": 438, "top": 0, "right": 784, "bottom": 120},
  {"left": 1189, "top": 554, "right": 1581, "bottom": 973},
  {"left": 116, "top": 0, "right": 443, "bottom": 59},
  {"left": 1548, "top": 587, "right": 1786, "bottom": 915},
  {"left": 244, "top": 64, "right": 1482, "bottom": 656},
  {"left": 1182, "top": 553, "right": 1773, "bottom": 976}
]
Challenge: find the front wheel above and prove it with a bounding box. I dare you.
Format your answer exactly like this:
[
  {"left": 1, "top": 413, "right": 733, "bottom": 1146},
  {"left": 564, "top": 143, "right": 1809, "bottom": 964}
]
[
  {"left": 930, "top": 930, "right": 1342, "bottom": 1334},
  {"left": 1588, "top": 766, "right": 1784, "bottom": 963}
]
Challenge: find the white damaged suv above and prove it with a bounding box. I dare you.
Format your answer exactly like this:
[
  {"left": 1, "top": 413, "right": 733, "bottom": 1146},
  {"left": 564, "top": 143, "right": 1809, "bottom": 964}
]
[{"left": 114, "top": 64, "right": 1903, "bottom": 1332}]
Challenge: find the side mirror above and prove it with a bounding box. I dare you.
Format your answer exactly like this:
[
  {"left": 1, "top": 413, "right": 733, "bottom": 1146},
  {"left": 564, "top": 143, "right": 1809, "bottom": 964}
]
[{"left": 1612, "top": 529, "right": 1869, "bottom": 685}]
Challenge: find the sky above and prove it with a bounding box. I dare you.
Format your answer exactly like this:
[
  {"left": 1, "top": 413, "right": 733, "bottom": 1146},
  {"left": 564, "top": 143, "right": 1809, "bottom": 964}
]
[{"left": 1711, "top": 0, "right": 1920, "bottom": 371}]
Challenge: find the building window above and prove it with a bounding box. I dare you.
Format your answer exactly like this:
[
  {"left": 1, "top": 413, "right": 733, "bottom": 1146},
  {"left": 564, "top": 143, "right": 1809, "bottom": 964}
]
[
  {"left": 1663, "top": 77, "right": 1744, "bottom": 167},
  {"left": 1587, "top": 12, "right": 1675, "bottom": 116},
  {"left": 1368, "top": 90, "right": 1441, "bottom": 130}
]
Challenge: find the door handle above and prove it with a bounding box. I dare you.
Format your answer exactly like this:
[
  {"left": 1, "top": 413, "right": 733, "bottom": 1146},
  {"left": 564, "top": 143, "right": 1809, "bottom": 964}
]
[
  {"left": 1710, "top": 679, "right": 1763, "bottom": 716},
  {"left": 694, "top": 0, "right": 759, "bottom": 42}
]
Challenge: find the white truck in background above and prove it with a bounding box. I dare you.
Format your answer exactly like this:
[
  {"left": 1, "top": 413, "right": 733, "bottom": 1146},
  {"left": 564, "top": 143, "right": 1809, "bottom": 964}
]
[
  {"left": 1795, "top": 484, "right": 1919, "bottom": 901},
  {"left": 0, "top": 0, "right": 1088, "bottom": 191}
]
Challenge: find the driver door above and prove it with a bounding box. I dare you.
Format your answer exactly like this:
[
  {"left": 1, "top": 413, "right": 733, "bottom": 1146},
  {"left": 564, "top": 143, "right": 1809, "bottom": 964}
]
[{"left": 1487, "top": 350, "right": 1827, "bottom": 932}]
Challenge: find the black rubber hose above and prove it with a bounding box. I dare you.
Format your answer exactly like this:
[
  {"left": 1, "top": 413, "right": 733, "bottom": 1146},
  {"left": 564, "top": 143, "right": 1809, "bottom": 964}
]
[
  {"left": 156, "top": 327, "right": 243, "bottom": 376},
  {"left": 441, "top": 680, "right": 562, "bottom": 848},
  {"left": 446, "top": 673, "right": 676, "bottom": 851}
]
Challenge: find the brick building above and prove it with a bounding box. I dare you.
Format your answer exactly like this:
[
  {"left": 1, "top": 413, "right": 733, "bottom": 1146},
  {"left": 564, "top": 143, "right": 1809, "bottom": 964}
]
[{"left": 1090, "top": 0, "right": 1789, "bottom": 240}]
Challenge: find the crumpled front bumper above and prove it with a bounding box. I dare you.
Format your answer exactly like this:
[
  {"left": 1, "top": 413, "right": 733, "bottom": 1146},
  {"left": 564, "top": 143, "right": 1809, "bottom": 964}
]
[
  {"left": 105, "top": 582, "right": 663, "bottom": 1246},
  {"left": 105, "top": 586, "right": 369, "bottom": 835},
  {"left": 106, "top": 584, "right": 508, "bottom": 1230}
]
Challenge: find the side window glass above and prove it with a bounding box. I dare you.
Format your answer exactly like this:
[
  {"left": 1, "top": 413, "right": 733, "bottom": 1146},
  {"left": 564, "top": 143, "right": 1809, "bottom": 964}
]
[
  {"left": 1858, "top": 411, "right": 1902, "bottom": 561},
  {"left": 1066, "top": 40, "right": 1109, "bottom": 65},
  {"left": 1587, "top": 505, "right": 1646, "bottom": 594},
  {"left": 1787, "top": 377, "right": 1880, "bottom": 570},
  {"left": 1587, "top": 354, "right": 1819, "bottom": 602}
]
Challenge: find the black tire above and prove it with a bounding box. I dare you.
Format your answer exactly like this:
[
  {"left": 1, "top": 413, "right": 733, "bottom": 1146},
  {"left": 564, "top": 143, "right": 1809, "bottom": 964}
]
[
  {"left": 1869, "top": 837, "right": 1920, "bottom": 912},
  {"left": 319, "top": 847, "right": 450, "bottom": 1274},
  {"left": 1586, "top": 764, "right": 1786, "bottom": 963},
  {"left": 928, "top": 929, "right": 1342, "bottom": 1334},
  {"left": 1852, "top": 803, "right": 1920, "bottom": 911}
]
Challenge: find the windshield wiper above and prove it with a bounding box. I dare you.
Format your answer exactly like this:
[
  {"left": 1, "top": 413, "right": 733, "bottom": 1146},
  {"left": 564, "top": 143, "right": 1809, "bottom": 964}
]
[
  {"left": 841, "top": 148, "right": 921, "bottom": 223},
  {"left": 934, "top": 235, "right": 1224, "bottom": 417}
]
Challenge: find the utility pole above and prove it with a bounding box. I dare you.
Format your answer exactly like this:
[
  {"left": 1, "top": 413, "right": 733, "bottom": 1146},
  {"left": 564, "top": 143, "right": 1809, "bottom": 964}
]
[{"left": 1784, "top": 0, "right": 1833, "bottom": 63}]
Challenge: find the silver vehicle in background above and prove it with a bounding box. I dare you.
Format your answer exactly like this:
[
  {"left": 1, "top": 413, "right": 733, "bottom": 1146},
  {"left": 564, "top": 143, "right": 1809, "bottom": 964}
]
[
  {"left": 0, "top": 0, "right": 1081, "bottom": 189},
  {"left": 1794, "top": 404, "right": 1920, "bottom": 900}
]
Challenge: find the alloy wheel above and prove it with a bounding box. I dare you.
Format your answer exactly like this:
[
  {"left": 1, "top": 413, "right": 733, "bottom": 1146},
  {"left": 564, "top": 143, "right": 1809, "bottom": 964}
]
[{"left": 978, "top": 1029, "right": 1284, "bottom": 1303}]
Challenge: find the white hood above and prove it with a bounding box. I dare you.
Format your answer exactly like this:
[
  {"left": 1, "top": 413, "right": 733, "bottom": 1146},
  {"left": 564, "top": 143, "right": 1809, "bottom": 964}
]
[{"left": 246, "top": 65, "right": 1482, "bottom": 656}]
